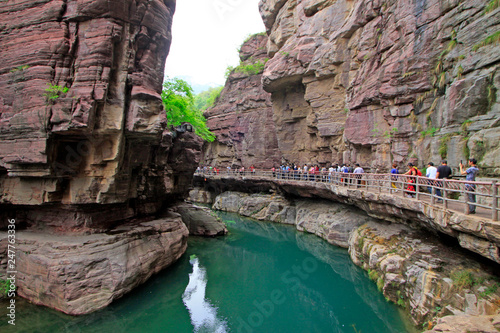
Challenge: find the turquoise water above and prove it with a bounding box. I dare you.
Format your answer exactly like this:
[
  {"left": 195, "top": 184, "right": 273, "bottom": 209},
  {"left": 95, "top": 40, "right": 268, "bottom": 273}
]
[{"left": 1, "top": 211, "right": 413, "bottom": 333}]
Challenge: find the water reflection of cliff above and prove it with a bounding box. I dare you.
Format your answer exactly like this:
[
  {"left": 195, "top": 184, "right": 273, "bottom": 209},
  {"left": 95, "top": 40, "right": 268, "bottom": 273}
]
[
  {"left": 295, "top": 232, "right": 413, "bottom": 332},
  {"left": 215, "top": 211, "right": 409, "bottom": 333},
  {"left": 183, "top": 257, "right": 228, "bottom": 333}
]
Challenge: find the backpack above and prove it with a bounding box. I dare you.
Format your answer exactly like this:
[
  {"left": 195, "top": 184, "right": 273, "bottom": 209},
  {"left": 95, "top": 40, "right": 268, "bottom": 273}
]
[{"left": 415, "top": 167, "right": 422, "bottom": 176}]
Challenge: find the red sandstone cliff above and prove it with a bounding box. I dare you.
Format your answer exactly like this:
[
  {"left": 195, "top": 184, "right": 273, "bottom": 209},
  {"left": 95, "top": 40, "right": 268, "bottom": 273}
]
[
  {"left": 0, "top": 0, "right": 202, "bottom": 231},
  {"left": 259, "top": 0, "right": 500, "bottom": 175},
  {"left": 0, "top": 0, "right": 204, "bottom": 314},
  {"left": 202, "top": 34, "right": 281, "bottom": 169}
]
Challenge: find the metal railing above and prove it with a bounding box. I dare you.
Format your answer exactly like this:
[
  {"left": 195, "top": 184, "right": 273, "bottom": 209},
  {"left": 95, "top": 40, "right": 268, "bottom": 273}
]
[{"left": 195, "top": 169, "right": 499, "bottom": 221}]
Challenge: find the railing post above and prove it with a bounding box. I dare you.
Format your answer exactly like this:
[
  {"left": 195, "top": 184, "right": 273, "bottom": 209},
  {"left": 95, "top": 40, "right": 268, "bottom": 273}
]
[
  {"left": 431, "top": 185, "right": 435, "bottom": 205},
  {"left": 415, "top": 176, "right": 420, "bottom": 200},
  {"left": 443, "top": 180, "right": 448, "bottom": 209},
  {"left": 492, "top": 180, "right": 498, "bottom": 221},
  {"left": 464, "top": 183, "right": 469, "bottom": 215},
  {"left": 401, "top": 176, "right": 406, "bottom": 198}
]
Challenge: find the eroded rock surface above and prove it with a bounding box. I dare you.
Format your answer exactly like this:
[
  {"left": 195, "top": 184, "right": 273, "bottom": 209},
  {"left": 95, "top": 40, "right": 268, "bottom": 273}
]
[
  {"left": 0, "top": 0, "right": 203, "bottom": 315},
  {"left": 0, "top": 216, "right": 188, "bottom": 315},
  {"left": 202, "top": 34, "right": 281, "bottom": 169},
  {"left": 423, "top": 314, "right": 500, "bottom": 333},
  {"left": 0, "top": 0, "right": 202, "bottom": 231},
  {"left": 349, "top": 222, "right": 500, "bottom": 326},
  {"left": 259, "top": 0, "right": 500, "bottom": 175},
  {"left": 172, "top": 202, "right": 227, "bottom": 236}
]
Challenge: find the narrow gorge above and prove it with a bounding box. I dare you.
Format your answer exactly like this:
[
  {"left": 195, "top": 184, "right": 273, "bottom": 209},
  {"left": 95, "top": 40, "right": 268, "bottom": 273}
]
[
  {"left": 0, "top": 0, "right": 499, "bottom": 332},
  {"left": 196, "top": 0, "right": 500, "bottom": 331}
]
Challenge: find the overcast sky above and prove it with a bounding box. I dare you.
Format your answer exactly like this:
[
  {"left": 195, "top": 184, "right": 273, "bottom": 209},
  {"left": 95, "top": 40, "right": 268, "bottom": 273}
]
[{"left": 164, "top": 0, "right": 266, "bottom": 92}]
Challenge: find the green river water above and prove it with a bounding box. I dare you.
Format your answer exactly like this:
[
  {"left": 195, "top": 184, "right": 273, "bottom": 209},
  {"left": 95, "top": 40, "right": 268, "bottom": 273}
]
[{"left": 1, "top": 211, "right": 415, "bottom": 333}]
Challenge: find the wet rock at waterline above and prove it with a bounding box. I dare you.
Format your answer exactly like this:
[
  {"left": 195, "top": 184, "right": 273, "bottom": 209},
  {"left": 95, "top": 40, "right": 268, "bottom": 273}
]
[
  {"left": 0, "top": 216, "right": 188, "bottom": 315},
  {"left": 422, "top": 314, "right": 500, "bottom": 333},
  {"left": 295, "top": 200, "right": 369, "bottom": 248},
  {"left": 172, "top": 202, "right": 228, "bottom": 237},
  {"left": 349, "top": 222, "right": 500, "bottom": 326},
  {"left": 213, "top": 191, "right": 296, "bottom": 225}
]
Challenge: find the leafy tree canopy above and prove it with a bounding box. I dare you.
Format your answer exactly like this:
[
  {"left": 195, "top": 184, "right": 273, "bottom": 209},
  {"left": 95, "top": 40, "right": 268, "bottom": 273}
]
[
  {"left": 194, "top": 86, "right": 224, "bottom": 111},
  {"left": 161, "top": 77, "right": 215, "bottom": 142}
]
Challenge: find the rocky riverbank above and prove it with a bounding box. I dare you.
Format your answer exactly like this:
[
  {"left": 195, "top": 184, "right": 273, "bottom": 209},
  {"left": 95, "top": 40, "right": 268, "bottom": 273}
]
[
  {"left": 191, "top": 188, "right": 500, "bottom": 330},
  {"left": 0, "top": 214, "right": 188, "bottom": 315},
  {"left": 0, "top": 203, "right": 226, "bottom": 314}
]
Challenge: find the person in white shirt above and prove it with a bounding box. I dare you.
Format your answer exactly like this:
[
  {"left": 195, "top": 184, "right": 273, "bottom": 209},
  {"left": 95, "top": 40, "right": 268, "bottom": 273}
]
[
  {"left": 426, "top": 162, "right": 437, "bottom": 194},
  {"left": 328, "top": 165, "right": 334, "bottom": 182},
  {"left": 353, "top": 163, "right": 364, "bottom": 187}
]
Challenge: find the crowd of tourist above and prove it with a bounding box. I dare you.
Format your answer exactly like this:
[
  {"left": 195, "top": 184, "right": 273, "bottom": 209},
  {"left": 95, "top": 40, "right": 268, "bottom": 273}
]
[{"left": 196, "top": 158, "right": 480, "bottom": 214}]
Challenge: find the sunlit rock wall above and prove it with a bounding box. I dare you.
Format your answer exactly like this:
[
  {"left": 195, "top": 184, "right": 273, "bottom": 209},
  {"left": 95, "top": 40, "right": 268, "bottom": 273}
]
[
  {"left": 260, "top": 0, "right": 500, "bottom": 174},
  {"left": 0, "top": 0, "right": 202, "bottom": 232}
]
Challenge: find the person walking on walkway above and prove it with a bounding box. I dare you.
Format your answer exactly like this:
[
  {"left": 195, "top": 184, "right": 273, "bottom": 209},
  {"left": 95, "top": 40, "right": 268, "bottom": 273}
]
[
  {"left": 436, "top": 160, "right": 452, "bottom": 202},
  {"left": 460, "top": 158, "right": 479, "bottom": 214},
  {"left": 390, "top": 163, "right": 399, "bottom": 192},
  {"left": 404, "top": 163, "right": 418, "bottom": 197},
  {"left": 353, "top": 163, "right": 364, "bottom": 187},
  {"left": 426, "top": 162, "right": 437, "bottom": 194}
]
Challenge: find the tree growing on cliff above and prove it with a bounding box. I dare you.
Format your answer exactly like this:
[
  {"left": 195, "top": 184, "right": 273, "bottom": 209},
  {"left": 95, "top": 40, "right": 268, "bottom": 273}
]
[
  {"left": 161, "top": 77, "right": 215, "bottom": 142},
  {"left": 194, "top": 86, "right": 223, "bottom": 111}
]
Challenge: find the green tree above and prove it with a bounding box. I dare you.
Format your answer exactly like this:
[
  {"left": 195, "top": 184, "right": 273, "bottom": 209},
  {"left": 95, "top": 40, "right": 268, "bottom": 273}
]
[
  {"left": 161, "top": 77, "right": 215, "bottom": 142},
  {"left": 194, "top": 86, "right": 223, "bottom": 111}
]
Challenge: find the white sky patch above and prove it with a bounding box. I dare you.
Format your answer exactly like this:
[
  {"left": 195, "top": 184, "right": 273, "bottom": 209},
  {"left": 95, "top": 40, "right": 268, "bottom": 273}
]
[{"left": 164, "top": 0, "right": 266, "bottom": 90}]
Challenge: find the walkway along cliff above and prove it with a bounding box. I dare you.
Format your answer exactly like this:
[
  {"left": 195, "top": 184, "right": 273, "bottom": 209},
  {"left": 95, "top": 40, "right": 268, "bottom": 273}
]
[{"left": 191, "top": 170, "right": 500, "bottom": 330}]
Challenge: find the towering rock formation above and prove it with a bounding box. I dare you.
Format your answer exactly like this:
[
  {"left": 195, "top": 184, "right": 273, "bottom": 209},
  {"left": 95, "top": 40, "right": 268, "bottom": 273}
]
[
  {"left": 203, "top": 34, "right": 281, "bottom": 169},
  {"left": 0, "top": 0, "right": 201, "bottom": 231},
  {"left": 259, "top": 0, "right": 500, "bottom": 174},
  {"left": 0, "top": 0, "right": 203, "bottom": 314}
]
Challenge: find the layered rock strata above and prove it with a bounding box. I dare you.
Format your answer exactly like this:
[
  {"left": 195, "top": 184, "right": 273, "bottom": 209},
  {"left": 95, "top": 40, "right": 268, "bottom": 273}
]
[
  {"left": 0, "top": 215, "right": 188, "bottom": 315},
  {"left": 350, "top": 222, "right": 500, "bottom": 327},
  {"left": 0, "top": 0, "right": 201, "bottom": 232},
  {"left": 259, "top": 0, "right": 500, "bottom": 175},
  {"left": 202, "top": 34, "right": 281, "bottom": 169},
  {"left": 193, "top": 188, "right": 500, "bottom": 328},
  {"left": 172, "top": 202, "right": 227, "bottom": 236},
  {"left": 0, "top": 0, "right": 205, "bottom": 314}
]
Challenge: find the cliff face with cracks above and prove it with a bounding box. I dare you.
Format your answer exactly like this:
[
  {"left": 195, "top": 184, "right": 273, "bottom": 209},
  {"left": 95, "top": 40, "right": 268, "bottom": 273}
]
[
  {"left": 202, "top": 34, "right": 281, "bottom": 169},
  {"left": 0, "top": 0, "right": 204, "bottom": 314},
  {"left": 259, "top": 0, "right": 500, "bottom": 174},
  {"left": 0, "top": 0, "right": 203, "bottom": 231}
]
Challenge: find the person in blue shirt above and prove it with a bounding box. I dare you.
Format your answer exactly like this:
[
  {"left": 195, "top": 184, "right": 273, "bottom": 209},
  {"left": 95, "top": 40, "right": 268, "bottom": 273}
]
[
  {"left": 390, "top": 163, "right": 399, "bottom": 192},
  {"left": 460, "top": 158, "right": 479, "bottom": 214}
]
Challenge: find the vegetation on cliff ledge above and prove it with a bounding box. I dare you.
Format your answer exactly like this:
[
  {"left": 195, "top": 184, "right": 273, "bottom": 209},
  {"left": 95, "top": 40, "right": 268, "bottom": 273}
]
[
  {"left": 162, "top": 77, "right": 215, "bottom": 142},
  {"left": 194, "top": 86, "right": 223, "bottom": 111}
]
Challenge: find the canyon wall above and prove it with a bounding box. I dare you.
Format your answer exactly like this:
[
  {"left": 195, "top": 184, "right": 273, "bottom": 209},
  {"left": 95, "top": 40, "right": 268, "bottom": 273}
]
[
  {"left": 0, "top": 0, "right": 206, "bottom": 314},
  {"left": 202, "top": 34, "right": 281, "bottom": 169},
  {"left": 0, "top": 0, "right": 202, "bottom": 232},
  {"left": 259, "top": 0, "right": 500, "bottom": 174}
]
